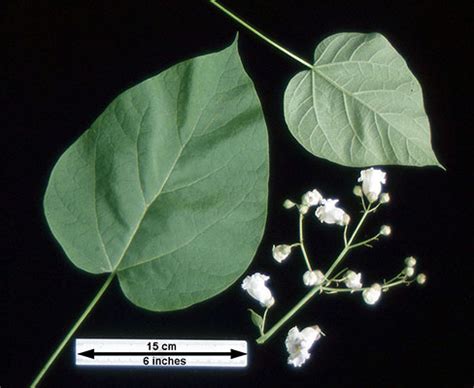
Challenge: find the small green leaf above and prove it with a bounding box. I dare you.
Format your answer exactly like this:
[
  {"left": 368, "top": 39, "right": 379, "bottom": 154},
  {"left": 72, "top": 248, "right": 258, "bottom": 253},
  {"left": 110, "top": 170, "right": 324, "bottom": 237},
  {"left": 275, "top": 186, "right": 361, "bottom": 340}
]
[
  {"left": 284, "top": 32, "right": 443, "bottom": 168},
  {"left": 44, "top": 38, "right": 269, "bottom": 311},
  {"left": 248, "top": 308, "right": 264, "bottom": 330}
]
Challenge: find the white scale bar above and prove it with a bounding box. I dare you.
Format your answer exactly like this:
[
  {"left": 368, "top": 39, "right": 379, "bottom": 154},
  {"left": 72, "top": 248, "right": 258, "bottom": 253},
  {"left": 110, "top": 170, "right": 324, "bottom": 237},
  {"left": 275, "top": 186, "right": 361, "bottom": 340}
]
[{"left": 76, "top": 339, "right": 247, "bottom": 368}]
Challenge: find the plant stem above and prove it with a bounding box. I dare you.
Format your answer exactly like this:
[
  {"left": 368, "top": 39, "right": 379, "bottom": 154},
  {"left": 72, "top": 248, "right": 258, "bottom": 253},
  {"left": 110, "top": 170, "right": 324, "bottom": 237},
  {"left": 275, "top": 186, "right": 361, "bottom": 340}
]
[
  {"left": 257, "top": 285, "right": 321, "bottom": 344},
  {"left": 348, "top": 233, "right": 380, "bottom": 250},
  {"left": 209, "top": 0, "right": 313, "bottom": 69},
  {"left": 30, "top": 272, "right": 116, "bottom": 388},
  {"left": 325, "top": 203, "right": 372, "bottom": 278},
  {"left": 261, "top": 307, "right": 269, "bottom": 334},
  {"left": 299, "top": 214, "right": 313, "bottom": 271}
]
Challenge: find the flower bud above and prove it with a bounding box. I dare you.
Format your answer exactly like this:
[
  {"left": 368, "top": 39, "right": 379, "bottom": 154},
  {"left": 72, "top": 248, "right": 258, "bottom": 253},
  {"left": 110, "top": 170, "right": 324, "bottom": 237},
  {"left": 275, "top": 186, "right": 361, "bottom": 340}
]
[
  {"left": 344, "top": 270, "right": 362, "bottom": 289},
  {"left": 303, "top": 270, "right": 325, "bottom": 287},
  {"left": 342, "top": 213, "right": 351, "bottom": 226},
  {"left": 362, "top": 283, "right": 382, "bottom": 305},
  {"left": 416, "top": 273, "right": 427, "bottom": 285},
  {"left": 380, "top": 225, "right": 391, "bottom": 236},
  {"left": 353, "top": 185, "right": 363, "bottom": 197},
  {"left": 403, "top": 267, "right": 415, "bottom": 277},
  {"left": 272, "top": 244, "right": 292, "bottom": 263},
  {"left": 380, "top": 193, "right": 390, "bottom": 204},
  {"left": 299, "top": 205, "right": 309, "bottom": 215},
  {"left": 283, "top": 199, "right": 296, "bottom": 209},
  {"left": 405, "top": 256, "right": 417, "bottom": 267}
]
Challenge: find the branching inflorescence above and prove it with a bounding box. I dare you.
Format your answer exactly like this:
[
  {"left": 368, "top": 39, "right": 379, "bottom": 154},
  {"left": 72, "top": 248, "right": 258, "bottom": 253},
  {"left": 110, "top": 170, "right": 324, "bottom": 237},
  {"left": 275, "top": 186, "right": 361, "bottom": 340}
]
[{"left": 242, "top": 168, "right": 427, "bottom": 367}]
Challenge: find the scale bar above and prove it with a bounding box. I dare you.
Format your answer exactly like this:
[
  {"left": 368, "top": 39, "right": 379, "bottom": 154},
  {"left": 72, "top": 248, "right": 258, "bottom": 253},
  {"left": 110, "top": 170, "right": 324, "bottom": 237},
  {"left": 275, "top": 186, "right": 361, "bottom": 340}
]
[{"left": 76, "top": 339, "right": 247, "bottom": 368}]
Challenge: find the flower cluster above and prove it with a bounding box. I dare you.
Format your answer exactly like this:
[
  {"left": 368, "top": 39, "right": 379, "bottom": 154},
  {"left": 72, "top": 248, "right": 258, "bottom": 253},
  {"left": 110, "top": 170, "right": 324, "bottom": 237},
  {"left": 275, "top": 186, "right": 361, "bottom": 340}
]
[{"left": 241, "top": 168, "right": 427, "bottom": 367}]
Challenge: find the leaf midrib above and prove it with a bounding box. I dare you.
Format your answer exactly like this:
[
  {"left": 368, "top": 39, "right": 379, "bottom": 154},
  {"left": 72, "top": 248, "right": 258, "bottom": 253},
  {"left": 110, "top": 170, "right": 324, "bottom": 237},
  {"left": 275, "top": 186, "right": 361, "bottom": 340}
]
[
  {"left": 105, "top": 51, "right": 234, "bottom": 273},
  {"left": 309, "top": 64, "right": 422, "bottom": 145}
]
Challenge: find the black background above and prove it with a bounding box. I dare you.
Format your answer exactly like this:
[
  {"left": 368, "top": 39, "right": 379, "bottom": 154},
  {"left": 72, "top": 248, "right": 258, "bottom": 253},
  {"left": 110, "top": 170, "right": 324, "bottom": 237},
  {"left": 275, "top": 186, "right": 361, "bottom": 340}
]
[{"left": 2, "top": 1, "right": 472, "bottom": 387}]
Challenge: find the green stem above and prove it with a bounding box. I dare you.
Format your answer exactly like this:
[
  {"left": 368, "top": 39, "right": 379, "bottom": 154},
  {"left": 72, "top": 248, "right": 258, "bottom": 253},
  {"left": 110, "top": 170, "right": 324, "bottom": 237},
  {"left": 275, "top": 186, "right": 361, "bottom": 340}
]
[
  {"left": 257, "top": 285, "right": 321, "bottom": 344},
  {"left": 325, "top": 204, "right": 372, "bottom": 278},
  {"left": 261, "top": 307, "right": 269, "bottom": 335},
  {"left": 299, "top": 213, "right": 313, "bottom": 271},
  {"left": 209, "top": 0, "right": 313, "bottom": 69},
  {"left": 382, "top": 278, "right": 414, "bottom": 289},
  {"left": 30, "top": 272, "right": 116, "bottom": 388},
  {"left": 348, "top": 233, "right": 381, "bottom": 250},
  {"left": 321, "top": 286, "right": 362, "bottom": 293},
  {"left": 343, "top": 222, "right": 349, "bottom": 246}
]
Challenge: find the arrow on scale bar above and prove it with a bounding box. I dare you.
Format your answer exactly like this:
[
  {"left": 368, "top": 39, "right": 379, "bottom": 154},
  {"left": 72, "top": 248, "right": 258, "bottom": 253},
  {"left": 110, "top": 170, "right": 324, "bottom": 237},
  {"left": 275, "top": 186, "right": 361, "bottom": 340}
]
[{"left": 79, "top": 348, "right": 246, "bottom": 360}]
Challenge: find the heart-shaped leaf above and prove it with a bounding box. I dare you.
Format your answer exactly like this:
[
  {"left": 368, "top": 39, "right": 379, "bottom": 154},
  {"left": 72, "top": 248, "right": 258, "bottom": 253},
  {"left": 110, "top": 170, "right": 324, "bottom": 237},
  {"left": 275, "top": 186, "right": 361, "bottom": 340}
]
[
  {"left": 44, "top": 38, "right": 269, "bottom": 311},
  {"left": 284, "top": 32, "right": 443, "bottom": 168}
]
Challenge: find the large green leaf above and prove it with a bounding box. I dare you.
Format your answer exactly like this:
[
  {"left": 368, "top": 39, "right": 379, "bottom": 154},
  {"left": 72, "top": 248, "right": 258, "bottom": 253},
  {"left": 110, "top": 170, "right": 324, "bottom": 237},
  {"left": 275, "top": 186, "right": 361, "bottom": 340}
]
[
  {"left": 44, "top": 38, "right": 269, "bottom": 311},
  {"left": 284, "top": 32, "right": 442, "bottom": 168}
]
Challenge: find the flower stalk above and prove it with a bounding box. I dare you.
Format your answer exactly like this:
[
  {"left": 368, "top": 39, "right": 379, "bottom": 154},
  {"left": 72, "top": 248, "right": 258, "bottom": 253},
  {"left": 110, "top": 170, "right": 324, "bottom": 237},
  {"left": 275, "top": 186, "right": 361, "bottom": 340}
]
[{"left": 256, "top": 202, "right": 375, "bottom": 344}]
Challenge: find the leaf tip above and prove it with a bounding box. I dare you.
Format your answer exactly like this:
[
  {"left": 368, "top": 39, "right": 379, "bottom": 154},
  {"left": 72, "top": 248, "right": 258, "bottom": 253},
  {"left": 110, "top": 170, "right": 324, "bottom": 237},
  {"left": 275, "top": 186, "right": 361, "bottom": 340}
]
[{"left": 232, "top": 31, "right": 240, "bottom": 46}]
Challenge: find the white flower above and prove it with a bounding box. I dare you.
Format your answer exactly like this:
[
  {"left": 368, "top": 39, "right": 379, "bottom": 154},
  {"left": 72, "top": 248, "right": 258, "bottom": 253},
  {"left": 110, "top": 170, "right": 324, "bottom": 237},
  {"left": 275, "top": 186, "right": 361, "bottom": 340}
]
[
  {"left": 272, "top": 244, "right": 292, "bottom": 263},
  {"left": 380, "top": 225, "right": 391, "bottom": 236},
  {"left": 363, "top": 283, "right": 382, "bottom": 305},
  {"left": 301, "top": 189, "right": 323, "bottom": 207},
  {"left": 315, "top": 199, "right": 350, "bottom": 226},
  {"left": 358, "top": 168, "right": 387, "bottom": 202},
  {"left": 285, "top": 325, "right": 322, "bottom": 367},
  {"left": 405, "top": 256, "right": 417, "bottom": 267},
  {"left": 303, "top": 270, "right": 325, "bottom": 286},
  {"left": 241, "top": 273, "right": 275, "bottom": 308},
  {"left": 344, "top": 270, "right": 362, "bottom": 289}
]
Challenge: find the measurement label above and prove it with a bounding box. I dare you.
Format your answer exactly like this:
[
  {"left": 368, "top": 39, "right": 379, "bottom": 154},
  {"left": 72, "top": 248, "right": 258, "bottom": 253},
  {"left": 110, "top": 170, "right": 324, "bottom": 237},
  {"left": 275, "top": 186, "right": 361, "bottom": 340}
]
[{"left": 76, "top": 339, "right": 247, "bottom": 368}]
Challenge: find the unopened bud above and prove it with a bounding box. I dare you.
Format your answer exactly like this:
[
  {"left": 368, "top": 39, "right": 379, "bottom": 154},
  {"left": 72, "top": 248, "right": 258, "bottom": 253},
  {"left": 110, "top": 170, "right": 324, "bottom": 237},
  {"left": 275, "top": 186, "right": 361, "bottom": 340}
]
[
  {"left": 380, "top": 225, "right": 391, "bottom": 236},
  {"left": 380, "top": 193, "right": 390, "bottom": 204},
  {"left": 342, "top": 213, "right": 351, "bottom": 225},
  {"left": 416, "top": 273, "right": 427, "bottom": 285},
  {"left": 405, "top": 256, "right": 417, "bottom": 267},
  {"left": 272, "top": 244, "right": 292, "bottom": 263},
  {"left": 353, "top": 185, "right": 363, "bottom": 197},
  {"left": 403, "top": 267, "right": 415, "bottom": 277},
  {"left": 283, "top": 199, "right": 296, "bottom": 209},
  {"left": 299, "top": 205, "right": 309, "bottom": 215}
]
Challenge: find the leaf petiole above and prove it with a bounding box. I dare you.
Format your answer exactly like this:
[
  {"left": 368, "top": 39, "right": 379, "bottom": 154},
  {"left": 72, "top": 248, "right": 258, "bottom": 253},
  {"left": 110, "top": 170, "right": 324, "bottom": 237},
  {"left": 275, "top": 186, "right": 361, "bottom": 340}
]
[
  {"left": 31, "top": 272, "right": 116, "bottom": 387},
  {"left": 209, "top": 0, "right": 313, "bottom": 69}
]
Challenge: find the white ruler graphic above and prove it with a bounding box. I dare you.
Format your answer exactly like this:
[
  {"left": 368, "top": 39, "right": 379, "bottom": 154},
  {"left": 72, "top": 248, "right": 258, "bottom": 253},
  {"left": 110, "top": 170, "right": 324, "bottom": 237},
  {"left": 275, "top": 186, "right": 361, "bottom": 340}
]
[{"left": 76, "top": 338, "right": 247, "bottom": 368}]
